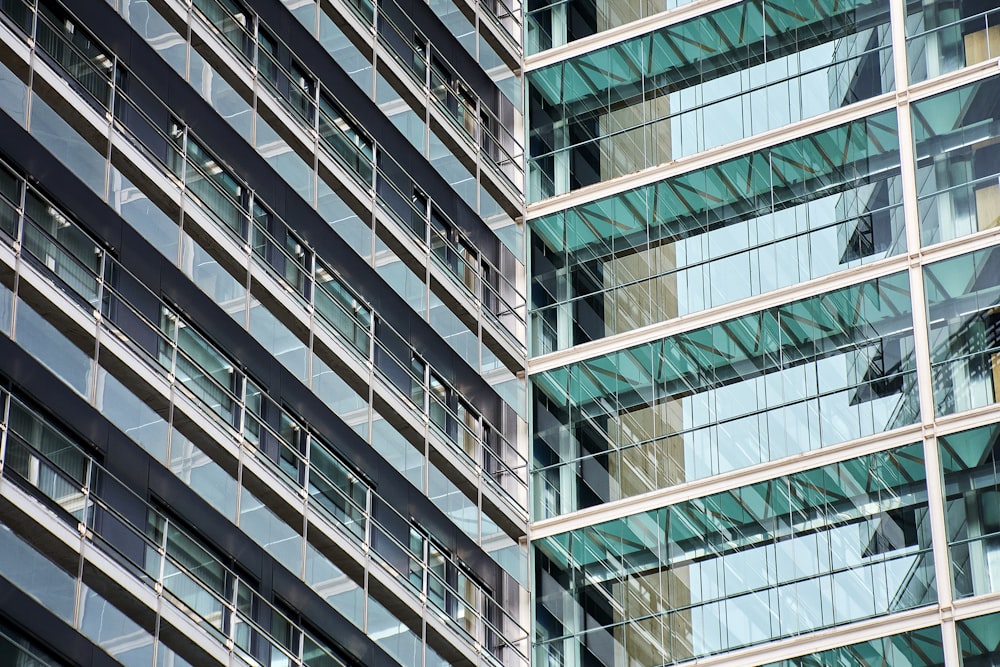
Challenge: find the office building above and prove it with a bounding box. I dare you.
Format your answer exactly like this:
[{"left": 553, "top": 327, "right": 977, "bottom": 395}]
[
  {"left": 526, "top": 0, "right": 1000, "bottom": 665},
  {"left": 5, "top": 0, "right": 1000, "bottom": 665},
  {"left": 0, "top": 0, "right": 529, "bottom": 665}
]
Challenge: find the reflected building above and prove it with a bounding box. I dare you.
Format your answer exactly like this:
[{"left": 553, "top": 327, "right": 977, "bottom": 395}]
[{"left": 527, "top": 0, "right": 1000, "bottom": 665}]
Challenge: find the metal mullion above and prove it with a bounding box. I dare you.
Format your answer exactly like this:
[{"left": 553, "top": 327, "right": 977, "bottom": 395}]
[{"left": 889, "top": 0, "right": 961, "bottom": 658}]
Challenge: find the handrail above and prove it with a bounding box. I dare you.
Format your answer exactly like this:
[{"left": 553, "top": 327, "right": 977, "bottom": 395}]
[
  {"left": 375, "top": 0, "right": 523, "bottom": 188},
  {"left": 528, "top": 41, "right": 895, "bottom": 167},
  {"left": 0, "top": 152, "right": 528, "bottom": 663},
  {"left": 32, "top": 3, "right": 113, "bottom": 107},
  {"left": 110, "top": 48, "right": 524, "bottom": 492},
  {"left": 0, "top": 399, "right": 348, "bottom": 667},
  {"left": 906, "top": 6, "right": 999, "bottom": 42},
  {"left": 189, "top": 0, "right": 526, "bottom": 348}
]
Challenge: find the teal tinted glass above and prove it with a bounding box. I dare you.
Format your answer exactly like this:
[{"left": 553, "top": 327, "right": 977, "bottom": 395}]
[
  {"left": 533, "top": 444, "right": 934, "bottom": 666},
  {"left": 957, "top": 611, "right": 1000, "bottom": 661},
  {"left": 912, "top": 75, "right": 1000, "bottom": 246},
  {"left": 761, "top": 625, "right": 944, "bottom": 666},
  {"left": 532, "top": 272, "right": 918, "bottom": 519},
  {"left": 924, "top": 246, "right": 1000, "bottom": 416},
  {"left": 527, "top": 0, "right": 894, "bottom": 200},
  {"left": 531, "top": 109, "right": 904, "bottom": 354},
  {"left": 906, "top": 0, "right": 1000, "bottom": 84},
  {"left": 939, "top": 424, "right": 1000, "bottom": 599},
  {"left": 526, "top": 0, "right": 698, "bottom": 55}
]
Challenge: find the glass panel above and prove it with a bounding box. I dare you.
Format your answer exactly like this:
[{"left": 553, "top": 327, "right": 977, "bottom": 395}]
[
  {"left": 957, "top": 611, "right": 1000, "bottom": 662},
  {"left": 28, "top": 92, "right": 107, "bottom": 197},
  {"left": 531, "top": 110, "right": 905, "bottom": 353},
  {"left": 366, "top": 596, "right": 422, "bottom": 667},
  {"left": 906, "top": 0, "right": 1000, "bottom": 83},
  {"left": 173, "top": 316, "right": 239, "bottom": 426},
  {"left": 0, "top": 162, "right": 19, "bottom": 239},
  {"left": 533, "top": 444, "right": 934, "bottom": 666},
  {"left": 183, "top": 134, "right": 246, "bottom": 236},
  {"left": 116, "top": 0, "right": 186, "bottom": 76},
  {"left": 939, "top": 423, "right": 1000, "bottom": 598},
  {"left": 528, "top": 0, "right": 894, "bottom": 199},
  {"left": 35, "top": 1, "right": 113, "bottom": 108},
  {"left": 304, "top": 543, "right": 364, "bottom": 629},
  {"left": 14, "top": 298, "right": 92, "bottom": 398},
  {"left": 0, "top": 524, "right": 77, "bottom": 624},
  {"left": 0, "top": 622, "right": 65, "bottom": 666},
  {"left": 761, "top": 625, "right": 943, "bottom": 665},
  {"left": 169, "top": 429, "right": 239, "bottom": 521},
  {"left": 192, "top": 0, "right": 254, "bottom": 61},
  {"left": 533, "top": 272, "right": 918, "bottom": 518},
  {"left": 912, "top": 75, "right": 1000, "bottom": 246},
  {"left": 108, "top": 165, "right": 179, "bottom": 262},
  {"left": 7, "top": 397, "right": 89, "bottom": 486},
  {"left": 314, "top": 262, "right": 371, "bottom": 353},
  {"left": 239, "top": 487, "right": 303, "bottom": 574},
  {"left": 308, "top": 438, "right": 368, "bottom": 536},
  {"left": 248, "top": 297, "right": 308, "bottom": 382},
  {"left": 22, "top": 191, "right": 102, "bottom": 306},
  {"left": 96, "top": 367, "right": 169, "bottom": 460},
  {"left": 526, "top": 0, "right": 698, "bottom": 54},
  {"left": 924, "top": 246, "right": 1000, "bottom": 416}
]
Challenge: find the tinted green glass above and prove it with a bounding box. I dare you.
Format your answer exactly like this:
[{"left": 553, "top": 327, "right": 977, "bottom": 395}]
[
  {"left": 957, "top": 611, "right": 1000, "bottom": 661},
  {"left": 924, "top": 246, "right": 1000, "bottom": 415},
  {"left": 527, "top": 0, "right": 894, "bottom": 199},
  {"left": 534, "top": 444, "right": 934, "bottom": 666},
  {"left": 939, "top": 424, "right": 1000, "bottom": 599},
  {"left": 525, "top": 0, "right": 697, "bottom": 54},
  {"left": 533, "top": 272, "right": 918, "bottom": 518},
  {"left": 761, "top": 625, "right": 944, "bottom": 666},
  {"left": 531, "top": 110, "right": 904, "bottom": 353},
  {"left": 912, "top": 75, "right": 1000, "bottom": 246}
]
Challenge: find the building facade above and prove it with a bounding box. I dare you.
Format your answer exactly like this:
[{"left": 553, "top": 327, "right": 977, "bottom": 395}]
[
  {"left": 526, "top": 0, "right": 1000, "bottom": 665},
  {"left": 5, "top": 0, "right": 1000, "bottom": 664},
  {"left": 0, "top": 0, "right": 530, "bottom": 665}
]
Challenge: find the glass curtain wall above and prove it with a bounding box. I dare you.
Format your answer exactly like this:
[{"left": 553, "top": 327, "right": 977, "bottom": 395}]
[
  {"left": 527, "top": 0, "right": 1000, "bottom": 663},
  {"left": 534, "top": 444, "right": 935, "bottom": 666},
  {"left": 530, "top": 109, "right": 905, "bottom": 353},
  {"left": 533, "top": 271, "right": 918, "bottom": 518},
  {"left": 527, "top": 0, "right": 895, "bottom": 200}
]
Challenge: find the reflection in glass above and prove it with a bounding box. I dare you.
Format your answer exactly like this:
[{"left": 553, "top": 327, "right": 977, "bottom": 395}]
[
  {"left": 912, "top": 75, "right": 1000, "bottom": 246},
  {"left": 957, "top": 611, "right": 1000, "bottom": 662},
  {"left": 531, "top": 110, "right": 905, "bottom": 353},
  {"left": 940, "top": 424, "right": 1000, "bottom": 598},
  {"left": 528, "top": 0, "right": 894, "bottom": 199},
  {"left": 924, "top": 246, "right": 1000, "bottom": 416},
  {"left": 907, "top": 0, "right": 1000, "bottom": 83},
  {"left": 525, "top": 0, "right": 697, "bottom": 54},
  {"left": 533, "top": 272, "right": 918, "bottom": 518},
  {"left": 534, "top": 444, "right": 934, "bottom": 666},
  {"left": 761, "top": 624, "right": 943, "bottom": 666}
]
